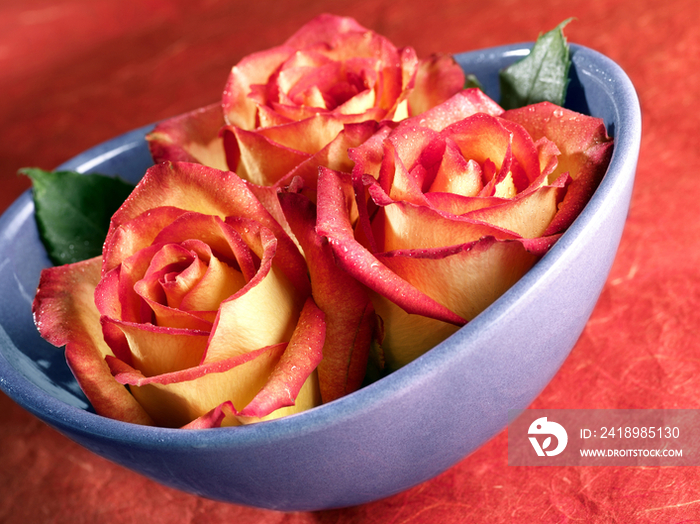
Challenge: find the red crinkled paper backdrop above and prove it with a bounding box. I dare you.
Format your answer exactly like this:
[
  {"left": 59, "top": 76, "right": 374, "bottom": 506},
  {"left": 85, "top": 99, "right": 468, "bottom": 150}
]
[{"left": 2, "top": 0, "right": 700, "bottom": 522}]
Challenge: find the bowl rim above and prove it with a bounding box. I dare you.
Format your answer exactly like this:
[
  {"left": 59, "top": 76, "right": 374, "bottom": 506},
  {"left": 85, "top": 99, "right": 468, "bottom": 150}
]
[{"left": 0, "top": 42, "right": 641, "bottom": 450}]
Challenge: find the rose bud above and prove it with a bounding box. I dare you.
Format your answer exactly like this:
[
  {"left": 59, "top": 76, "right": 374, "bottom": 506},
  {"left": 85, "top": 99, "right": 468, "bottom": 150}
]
[
  {"left": 146, "top": 14, "right": 465, "bottom": 191},
  {"left": 317, "top": 89, "right": 613, "bottom": 370},
  {"left": 32, "top": 162, "right": 325, "bottom": 428}
]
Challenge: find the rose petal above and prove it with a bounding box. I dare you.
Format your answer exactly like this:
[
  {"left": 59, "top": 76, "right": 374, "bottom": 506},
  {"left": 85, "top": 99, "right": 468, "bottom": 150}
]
[
  {"left": 133, "top": 243, "right": 198, "bottom": 309},
  {"left": 348, "top": 124, "right": 394, "bottom": 182},
  {"left": 410, "top": 88, "right": 504, "bottom": 131},
  {"left": 498, "top": 118, "right": 547, "bottom": 185},
  {"left": 202, "top": 223, "right": 305, "bottom": 364},
  {"left": 146, "top": 103, "right": 228, "bottom": 170},
  {"left": 257, "top": 113, "right": 346, "bottom": 155},
  {"left": 231, "top": 370, "right": 320, "bottom": 425},
  {"left": 502, "top": 102, "right": 609, "bottom": 154},
  {"left": 102, "top": 206, "right": 188, "bottom": 275},
  {"left": 102, "top": 316, "right": 209, "bottom": 377},
  {"left": 425, "top": 191, "right": 506, "bottom": 215},
  {"left": 281, "top": 191, "right": 376, "bottom": 402},
  {"left": 181, "top": 401, "right": 231, "bottom": 429},
  {"left": 366, "top": 296, "right": 460, "bottom": 372},
  {"left": 379, "top": 237, "right": 543, "bottom": 318},
  {"left": 131, "top": 243, "right": 219, "bottom": 330},
  {"left": 501, "top": 101, "right": 612, "bottom": 183},
  {"left": 223, "top": 45, "right": 296, "bottom": 129},
  {"left": 268, "top": 100, "right": 385, "bottom": 124},
  {"left": 428, "top": 140, "right": 483, "bottom": 197},
  {"left": 138, "top": 300, "right": 215, "bottom": 332},
  {"left": 375, "top": 236, "right": 548, "bottom": 368},
  {"left": 284, "top": 24, "right": 412, "bottom": 119},
  {"left": 107, "top": 162, "right": 310, "bottom": 296},
  {"left": 502, "top": 102, "right": 614, "bottom": 234},
  {"left": 185, "top": 386, "right": 321, "bottom": 428},
  {"left": 374, "top": 195, "right": 520, "bottom": 251},
  {"left": 152, "top": 213, "right": 257, "bottom": 282},
  {"left": 461, "top": 179, "right": 569, "bottom": 238},
  {"left": 380, "top": 124, "right": 440, "bottom": 203},
  {"left": 378, "top": 139, "right": 430, "bottom": 206},
  {"left": 180, "top": 251, "right": 245, "bottom": 312},
  {"left": 238, "top": 297, "right": 324, "bottom": 417},
  {"left": 32, "top": 257, "right": 153, "bottom": 424},
  {"left": 441, "top": 113, "right": 514, "bottom": 177},
  {"left": 408, "top": 54, "right": 466, "bottom": 116},
  {"left": 534, "top": 136, "right": 562, "bottom": 182},
  {"left": 257, "top": 105, "right": 293, "bottom": 128},
  {"left": 283, "top": 14, "right": 368, "bottom": 49},
  {"left": 383, "top": 46, "right": 418, "bottom": 120},
  {"left": 387, "top": 124, "right": 439, "bottom": 179},
  {"left": 544, "top": 140, "right": 613, "bottom": 234},
  {"left": 205, "top": 264, "right": 303, "bottom": 362},
  {"left": 222, "top": 124, "right": 312, "bottom": 186},
  {"left": 102, "top": 244, "right": 163, "bottom": 324},
  {"left": 316, "top": 167, "right": 465, "bottom": 326},
  {"left": 275, "top": 51, "right": 336, "bottom": 105},
  {"left": 104, "top": 212, "right": 255, "bottom": 329},
  {"left": 277, "top": 53, "right": 378, "bottom": 114},
  {"left": 276, "top": 120, "right": 380, "bottom": 191},
  {"left": 334, "top": 82, "right": 376, "bottom": 115},
  {"left": 108, "top": 344, "right": 286, "bottom": 428}
]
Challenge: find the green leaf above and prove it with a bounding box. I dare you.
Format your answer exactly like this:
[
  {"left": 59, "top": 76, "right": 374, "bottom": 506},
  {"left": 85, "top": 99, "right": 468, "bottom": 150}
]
[
  {"left": 499, "top": 18, "right": 573, "bottom": 110},
  {"left": 20, "top": 168, "right": 135, "bottom": 266},
  {"left": 464, "top": 73, "right": 484, "bottom": 91}
]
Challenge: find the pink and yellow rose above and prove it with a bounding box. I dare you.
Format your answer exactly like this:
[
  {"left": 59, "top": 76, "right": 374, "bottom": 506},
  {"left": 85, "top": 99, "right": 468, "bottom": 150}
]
[
  {"left": 146, "top": 14, "right": 465, "bottom": 191},
  {"left": 316, "top": 89, "right": 613, "bottom": 370},
  {"left": 33, "top": 162, "right": 328, "bottom": 428}
]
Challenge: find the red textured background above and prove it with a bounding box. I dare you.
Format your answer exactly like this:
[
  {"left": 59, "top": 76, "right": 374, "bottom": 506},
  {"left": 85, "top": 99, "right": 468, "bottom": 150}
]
[{"left": 2, "top": 0, "right": 700, "bottom": 522}]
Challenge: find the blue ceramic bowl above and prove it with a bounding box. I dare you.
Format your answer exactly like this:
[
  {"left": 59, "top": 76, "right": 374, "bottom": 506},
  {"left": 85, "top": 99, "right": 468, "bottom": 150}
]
[{"left": 0, "top": 43, "right": 640, "bottom": 511}]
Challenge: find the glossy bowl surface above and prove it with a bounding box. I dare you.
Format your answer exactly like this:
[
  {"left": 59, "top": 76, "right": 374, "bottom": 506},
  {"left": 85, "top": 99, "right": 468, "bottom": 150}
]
[{"left": 0, "top": 43, "right": 641, "bottom": 511}]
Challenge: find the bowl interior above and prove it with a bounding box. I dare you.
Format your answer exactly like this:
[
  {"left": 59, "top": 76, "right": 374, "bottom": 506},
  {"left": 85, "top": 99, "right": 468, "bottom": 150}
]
[{"left": 0, "top": 43, "right": 641, "bottom": 510}]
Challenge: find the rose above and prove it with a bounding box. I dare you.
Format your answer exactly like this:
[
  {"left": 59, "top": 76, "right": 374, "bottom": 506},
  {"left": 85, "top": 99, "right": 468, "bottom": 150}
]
[
  {"left": 316, "top": 88, "right": 614, "bottom": 370},
  {"left": 146, "top": 14, "right": 465, "bottom": 191},
  {"left": 32, "top": 161, "right": 329, "bottom": 428}
]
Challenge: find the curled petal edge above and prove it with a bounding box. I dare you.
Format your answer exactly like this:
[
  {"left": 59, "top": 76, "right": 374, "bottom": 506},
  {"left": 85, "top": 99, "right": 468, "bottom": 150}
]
[
  {"left": 109, "top": 298, "right": 325, "bottom": 427},
  {"left": 32, "top": 257, "right": 153, "bottom": 425},
  {"left": 280, "top": 191, "right": 376, "bottom": 402},
  {"left": 146, "top": 103, "right": 228, "bottom": 170},
  {"left": 237, "top": 297, "right": 325, "bottom": 418},
  {"left": 316, "top": 167, "right": 465, "bottom": 326}
]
